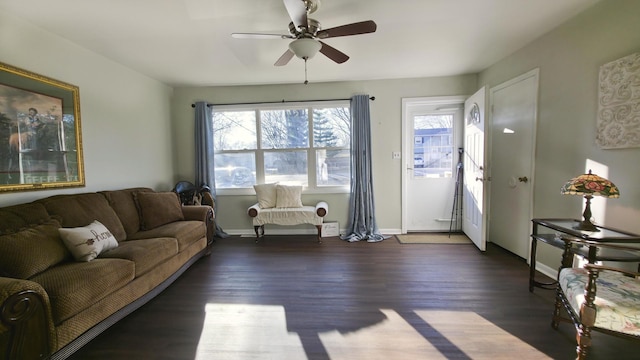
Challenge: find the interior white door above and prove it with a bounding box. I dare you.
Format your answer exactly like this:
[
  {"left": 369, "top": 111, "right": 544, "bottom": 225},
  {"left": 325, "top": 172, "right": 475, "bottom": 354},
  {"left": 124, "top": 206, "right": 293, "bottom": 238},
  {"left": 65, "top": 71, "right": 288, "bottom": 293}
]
[
  {"left": 401, "top": 97, "right": 465, "bottom": 233},
  {"left": 488, "top": 69, "right": 538, "bottom": 259},
  {"left": 462, "top": 87, "right": 487, "bottom": 251}
]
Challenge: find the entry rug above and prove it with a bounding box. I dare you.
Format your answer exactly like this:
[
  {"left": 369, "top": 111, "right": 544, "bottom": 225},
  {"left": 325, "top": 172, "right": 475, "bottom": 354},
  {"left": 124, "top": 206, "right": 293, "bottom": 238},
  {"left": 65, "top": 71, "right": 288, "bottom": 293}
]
[{"left": 396, "top": 233, "right": 472, "bottom": 244}]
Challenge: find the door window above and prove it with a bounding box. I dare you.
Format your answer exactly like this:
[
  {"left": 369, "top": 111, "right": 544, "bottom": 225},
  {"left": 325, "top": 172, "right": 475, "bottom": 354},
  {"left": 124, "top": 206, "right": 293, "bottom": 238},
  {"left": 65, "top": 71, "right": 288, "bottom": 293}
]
[{"left": 413, "top": 114, "right": 454, "bottom": 178}]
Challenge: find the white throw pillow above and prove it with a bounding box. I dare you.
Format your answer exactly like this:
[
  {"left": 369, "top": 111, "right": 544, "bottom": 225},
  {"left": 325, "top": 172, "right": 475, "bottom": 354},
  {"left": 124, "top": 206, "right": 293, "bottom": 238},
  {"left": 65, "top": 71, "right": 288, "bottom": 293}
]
[
  {"left": 275, "top": 185, "right": 303, "bottom": 208},
  {"left": 254, "top": 183, "right": 278, "bottom": 208},
  {"left": 58, "top": 220, "right": 119, "bottom": 262}
]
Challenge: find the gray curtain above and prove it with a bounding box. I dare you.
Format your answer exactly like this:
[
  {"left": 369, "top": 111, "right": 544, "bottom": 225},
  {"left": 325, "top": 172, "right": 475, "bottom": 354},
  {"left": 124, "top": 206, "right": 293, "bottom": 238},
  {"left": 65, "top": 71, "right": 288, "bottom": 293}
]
[
  {"left": 340, "top": 95, "right": 388, "bottom": 243},
  {"left": 195, "top": 101, "right": 229, "bottom": 238}
]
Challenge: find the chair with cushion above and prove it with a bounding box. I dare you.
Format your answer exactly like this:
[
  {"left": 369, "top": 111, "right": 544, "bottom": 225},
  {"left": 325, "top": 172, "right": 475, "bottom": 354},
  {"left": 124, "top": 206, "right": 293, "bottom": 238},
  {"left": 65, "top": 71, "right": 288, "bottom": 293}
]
[
  {"left": 247, "top": 183, "right": 328, "bottom": 243},
  {"left": 552, "top": 239, "right": 640, "bottom": 359}
]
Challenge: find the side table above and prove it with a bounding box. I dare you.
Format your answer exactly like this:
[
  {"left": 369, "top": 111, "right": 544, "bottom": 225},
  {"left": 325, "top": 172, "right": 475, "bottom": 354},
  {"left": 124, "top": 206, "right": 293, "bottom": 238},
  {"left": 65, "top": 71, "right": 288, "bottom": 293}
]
[{"left": 529, "top": 218, "right": 640, "bottom": 292}]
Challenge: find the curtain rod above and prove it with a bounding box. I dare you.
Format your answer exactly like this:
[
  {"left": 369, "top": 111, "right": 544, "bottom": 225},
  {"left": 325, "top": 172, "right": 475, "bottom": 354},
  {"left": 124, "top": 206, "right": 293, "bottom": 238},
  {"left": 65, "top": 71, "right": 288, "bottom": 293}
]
[{"left": 190, "top": 96, "right": 375, "bottom": 108}]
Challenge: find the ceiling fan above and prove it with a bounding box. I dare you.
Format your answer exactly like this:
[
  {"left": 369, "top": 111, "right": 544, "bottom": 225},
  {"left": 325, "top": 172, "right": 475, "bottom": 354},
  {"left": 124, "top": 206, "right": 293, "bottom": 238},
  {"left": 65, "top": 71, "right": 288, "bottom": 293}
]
[{"left": 231, "top": 0, "right": 377, "bottom": 70}]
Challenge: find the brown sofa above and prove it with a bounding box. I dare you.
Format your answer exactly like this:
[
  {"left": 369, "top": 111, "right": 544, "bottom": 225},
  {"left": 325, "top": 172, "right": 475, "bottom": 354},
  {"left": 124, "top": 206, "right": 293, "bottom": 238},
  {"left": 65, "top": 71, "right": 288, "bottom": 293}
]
[{"left": 0, "top": 187, "right": 214, "bottom": 360}]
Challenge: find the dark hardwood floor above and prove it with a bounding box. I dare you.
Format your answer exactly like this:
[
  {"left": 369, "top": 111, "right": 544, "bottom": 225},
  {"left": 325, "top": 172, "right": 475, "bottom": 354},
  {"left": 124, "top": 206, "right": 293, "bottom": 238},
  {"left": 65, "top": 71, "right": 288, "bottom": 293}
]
[{"left": 67, "top": 235, "right": 640, "bottom": 359}]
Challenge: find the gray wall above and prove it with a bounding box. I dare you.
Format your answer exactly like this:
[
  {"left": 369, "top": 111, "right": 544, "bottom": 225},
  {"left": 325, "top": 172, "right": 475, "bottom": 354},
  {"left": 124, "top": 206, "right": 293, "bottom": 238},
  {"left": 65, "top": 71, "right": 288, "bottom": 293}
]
[
  {"left": 0, "top": 11, "right": 175, "bottom": 206},
  {"left": 479, "top": 0, "right": 640, "bottom": 269},
  {"left": 171, "top": 76, "right": 478, "bottom": 234}
]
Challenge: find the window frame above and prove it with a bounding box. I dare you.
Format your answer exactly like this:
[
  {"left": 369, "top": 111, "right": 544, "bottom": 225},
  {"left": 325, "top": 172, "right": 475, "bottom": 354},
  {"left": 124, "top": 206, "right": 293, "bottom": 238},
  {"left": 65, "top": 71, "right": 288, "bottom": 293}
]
[{"left": 211, "top": 101, "right": 351, "bottom": 195}]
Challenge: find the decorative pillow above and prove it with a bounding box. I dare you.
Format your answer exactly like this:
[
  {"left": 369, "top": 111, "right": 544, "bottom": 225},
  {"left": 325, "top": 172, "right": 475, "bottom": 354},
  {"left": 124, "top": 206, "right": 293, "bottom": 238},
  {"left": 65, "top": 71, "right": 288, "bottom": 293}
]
[
  {"left": 275, "top": 185, "right": 303, "bottom": 208},
  {"left": 254, "top": 183, "right": 278, "bottom": 209},
  {"left": 59, "top": 220, "right": 119, "bottom": 262},
  {"left": 135, "top": 191, "right": 184, "bottom": 230},
  {"left": 0, "top": 219, "right": 70, "bottom": 279}
]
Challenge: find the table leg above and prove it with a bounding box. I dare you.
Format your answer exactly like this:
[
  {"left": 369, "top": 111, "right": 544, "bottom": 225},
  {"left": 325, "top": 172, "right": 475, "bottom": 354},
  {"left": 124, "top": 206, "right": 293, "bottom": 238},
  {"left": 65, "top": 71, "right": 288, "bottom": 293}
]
[
  {"left": 529, "top": 234, "right": 559, "bottom": 291},
  {"left": 529, "top": 236, "right": 537, "bottom": 292}
]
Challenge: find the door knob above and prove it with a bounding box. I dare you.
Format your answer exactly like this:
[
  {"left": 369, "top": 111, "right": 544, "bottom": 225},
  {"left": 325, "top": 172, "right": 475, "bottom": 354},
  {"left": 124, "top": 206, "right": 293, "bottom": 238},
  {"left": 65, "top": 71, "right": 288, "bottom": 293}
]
[{"left": 518, "top": 176, "right": 528, "bottom": 183}]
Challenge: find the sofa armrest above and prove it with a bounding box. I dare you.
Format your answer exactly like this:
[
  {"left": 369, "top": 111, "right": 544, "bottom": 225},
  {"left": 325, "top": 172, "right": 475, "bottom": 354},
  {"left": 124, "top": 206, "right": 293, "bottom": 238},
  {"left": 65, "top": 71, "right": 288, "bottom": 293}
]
[
  {"left": 0, "top": 277, "right": 55, "bottom": 360},
  {"left": 181, "top": 205, "right": 212, "bottom": 222},
  {"left": 181, "top": 205, "right": 215, "bottom": 247},
  {"left": 315, "top": 202, "right": 328, "bottom": 217},
  {"left": 248, "top": 203, "right": 261, "bottom": 218}
]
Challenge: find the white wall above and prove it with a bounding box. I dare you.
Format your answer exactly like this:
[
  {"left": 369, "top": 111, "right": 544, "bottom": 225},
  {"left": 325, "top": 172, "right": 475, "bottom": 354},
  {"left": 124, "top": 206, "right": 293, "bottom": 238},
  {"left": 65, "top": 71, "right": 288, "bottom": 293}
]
[
  {"left": 171, "top": 76, "right": 477, "bottom": 233},
  {"left": 0, "top": 11, "right": 175, "bottom": 206},
  {"left": 479, "top": 0, "right": 640, "bottom": 268}
]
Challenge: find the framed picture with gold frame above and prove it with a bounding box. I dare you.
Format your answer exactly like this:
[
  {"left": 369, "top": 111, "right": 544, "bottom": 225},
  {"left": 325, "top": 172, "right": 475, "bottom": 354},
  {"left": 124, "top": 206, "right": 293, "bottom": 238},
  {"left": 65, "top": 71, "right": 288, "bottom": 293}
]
[{"left": 0, "top": 62, "right": 84, "bottom": 192}]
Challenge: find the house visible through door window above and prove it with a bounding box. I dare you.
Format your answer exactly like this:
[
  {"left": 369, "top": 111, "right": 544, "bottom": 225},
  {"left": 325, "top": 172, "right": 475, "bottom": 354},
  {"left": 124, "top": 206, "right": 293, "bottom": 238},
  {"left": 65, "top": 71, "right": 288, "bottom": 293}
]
[
  {"left": 413, "top": 114, "right": 454, "bottom": 178},
  {"left": 212, "top": 102, "right": 350, "bottom": 193}
]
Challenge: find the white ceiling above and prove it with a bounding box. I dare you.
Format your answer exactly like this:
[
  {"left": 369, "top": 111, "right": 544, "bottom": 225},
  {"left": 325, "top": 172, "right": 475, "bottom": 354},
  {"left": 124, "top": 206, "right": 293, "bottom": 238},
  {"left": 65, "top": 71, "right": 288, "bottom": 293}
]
[{"left": 0, "top": 0, "right": 600, "bottom": 87}]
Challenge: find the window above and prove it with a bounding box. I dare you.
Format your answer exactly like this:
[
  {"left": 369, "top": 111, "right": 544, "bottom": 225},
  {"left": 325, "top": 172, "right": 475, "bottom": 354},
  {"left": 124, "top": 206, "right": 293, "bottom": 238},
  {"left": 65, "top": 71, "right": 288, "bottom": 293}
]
[
  {"left": 212, "top": 102, "right": 350, "bottom": 193},
  {"left": 413, "top": 114, "right": 454, "bottom": 178}
]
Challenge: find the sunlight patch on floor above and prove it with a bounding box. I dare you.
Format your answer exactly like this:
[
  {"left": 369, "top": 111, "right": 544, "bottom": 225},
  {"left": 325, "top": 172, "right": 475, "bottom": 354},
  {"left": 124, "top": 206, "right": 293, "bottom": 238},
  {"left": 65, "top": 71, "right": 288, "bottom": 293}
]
[
  {"left": 415, "top": 310, "right": 552, "bottom": 360},
  {"left": 196, "top": 304, "right": 551, "bottom": 359},
  {"left": 319, "top": 309, "right": 447, "bottom": 359},
  {"left": 195, "top": 303, "right": 307, "bottom": 360}
]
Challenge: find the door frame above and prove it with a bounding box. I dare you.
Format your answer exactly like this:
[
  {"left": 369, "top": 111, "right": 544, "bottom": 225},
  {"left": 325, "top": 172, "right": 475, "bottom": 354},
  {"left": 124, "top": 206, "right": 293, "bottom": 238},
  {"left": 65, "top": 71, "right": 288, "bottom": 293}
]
[{"left": 401, "top": 96, "right": 467, "bottom": 234}]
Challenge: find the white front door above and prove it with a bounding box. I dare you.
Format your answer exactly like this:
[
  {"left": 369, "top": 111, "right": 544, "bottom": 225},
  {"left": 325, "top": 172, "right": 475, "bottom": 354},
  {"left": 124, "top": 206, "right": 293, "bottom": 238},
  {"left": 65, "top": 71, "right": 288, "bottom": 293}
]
[
  {"left": 402, "top": 97, "right": 465, "bottom": 233},
  {"left": 488, "top": 69, "right": 538, "bottom": 259},
  {"left": 462, "top": 87, "right": 487, "bottom": 251}
]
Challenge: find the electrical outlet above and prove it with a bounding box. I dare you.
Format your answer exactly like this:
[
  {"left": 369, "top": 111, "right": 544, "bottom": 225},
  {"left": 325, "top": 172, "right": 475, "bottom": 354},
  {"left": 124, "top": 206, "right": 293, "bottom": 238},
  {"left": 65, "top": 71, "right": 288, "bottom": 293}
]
[{"left": 392, "top": 152, "right": 401, "bottom": 159}]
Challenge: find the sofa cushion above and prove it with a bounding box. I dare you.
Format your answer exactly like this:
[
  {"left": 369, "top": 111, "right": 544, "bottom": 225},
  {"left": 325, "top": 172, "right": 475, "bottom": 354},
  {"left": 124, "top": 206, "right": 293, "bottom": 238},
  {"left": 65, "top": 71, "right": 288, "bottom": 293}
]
[
  {"left": 30, "top": 258, "right": 135, "bottom": 325},
  {"left": 0, "top": 219, "right": 70, "bottom": 279},
  {"left": 276, "top": 185, "right": 303, "bottom": 208},
  {"left": 100, "top": 188, "right": 153, "bottom": 237},
  {"left": 59, "top": 220, "right": 119, "bottom": 262},
  {"left": 99, "top": 238, "right": 178, "bottom": 276},
  {"left": 37, "top": 193, "right": 127, "bottom": 241},
  {"left": 128, "top": 221, "right": 205, "bottom": 252},
  {"left": 135, "top": 191, "right": 184, "bottom": 230},
  {"left": 0, "top": 203, "right": 51, "bottom": 235},
  {"left": 254, "top": 183, "right": 278, "bottom": 209}
]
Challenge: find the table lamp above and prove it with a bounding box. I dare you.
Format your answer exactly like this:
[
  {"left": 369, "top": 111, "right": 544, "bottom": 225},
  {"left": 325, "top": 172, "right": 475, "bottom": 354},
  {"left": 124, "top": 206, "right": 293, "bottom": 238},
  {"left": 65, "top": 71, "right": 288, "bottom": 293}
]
[{"left": 560, "top": 170, "right": 620, "bottom": 231}]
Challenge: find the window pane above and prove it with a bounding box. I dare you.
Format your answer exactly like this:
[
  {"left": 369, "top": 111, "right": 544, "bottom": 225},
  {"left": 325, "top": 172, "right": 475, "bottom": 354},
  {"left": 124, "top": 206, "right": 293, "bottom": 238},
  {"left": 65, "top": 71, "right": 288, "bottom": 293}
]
[
  {"left": 264, "top": 150, "right": 308, "bottom": 186},
  {"left": 313, "top": 107, "right": 350, "bottom": 148},
  {"left": 317, "top": 149, "right": 350, "bottom": 186},
  {"left": 213, "top": 111, "right": 256, "bottom": 151},
  {"left": 414, "top": 114, "right": 453, "bottom": 178},
  {"left": 214, "top": 153, "right": 256, "bottom": 188},
  {"left": 261, "top": 109, "right": 308, "bottom": 149}
]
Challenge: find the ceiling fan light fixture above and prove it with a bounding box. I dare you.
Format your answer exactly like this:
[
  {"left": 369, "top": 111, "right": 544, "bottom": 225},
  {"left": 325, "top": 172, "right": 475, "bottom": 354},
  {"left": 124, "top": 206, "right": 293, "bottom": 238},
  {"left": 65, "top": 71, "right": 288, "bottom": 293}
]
[{"left": 289, "top": 38, "right": 322, "bottom": 59}]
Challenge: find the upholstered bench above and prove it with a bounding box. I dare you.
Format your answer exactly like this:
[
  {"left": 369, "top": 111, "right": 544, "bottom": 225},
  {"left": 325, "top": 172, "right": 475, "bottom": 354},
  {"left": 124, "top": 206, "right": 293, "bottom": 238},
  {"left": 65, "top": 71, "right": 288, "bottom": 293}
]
[
  {"left": 552, "top": 240, "right": 640, "bottom": 359},
  {"left": 247, "top": 183, "right": 328, "bottom": 243}
]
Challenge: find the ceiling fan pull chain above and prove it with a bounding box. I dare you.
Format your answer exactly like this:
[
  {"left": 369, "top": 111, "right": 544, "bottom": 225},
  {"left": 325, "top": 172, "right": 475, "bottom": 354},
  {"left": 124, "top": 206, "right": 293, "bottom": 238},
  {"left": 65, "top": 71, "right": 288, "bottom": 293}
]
[{"left": 304, "top": 57, "right": 309, "bottom": 85}]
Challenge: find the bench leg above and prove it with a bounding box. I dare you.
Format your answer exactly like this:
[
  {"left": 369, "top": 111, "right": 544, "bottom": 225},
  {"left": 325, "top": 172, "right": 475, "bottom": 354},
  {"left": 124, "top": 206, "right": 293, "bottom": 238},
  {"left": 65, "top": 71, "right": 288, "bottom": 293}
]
[
  {"left": 316, "top": 225, "right": 322, "bottom": 244},
  {"left": 254, "top": 225, "right": 264, "bottom": 243}
]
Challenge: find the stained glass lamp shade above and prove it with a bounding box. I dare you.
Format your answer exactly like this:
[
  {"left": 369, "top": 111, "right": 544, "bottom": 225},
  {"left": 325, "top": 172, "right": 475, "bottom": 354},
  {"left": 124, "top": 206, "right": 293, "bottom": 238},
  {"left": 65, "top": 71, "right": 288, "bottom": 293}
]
[{"left": 561, "top": 170, "right": 620, "bottom": 231}]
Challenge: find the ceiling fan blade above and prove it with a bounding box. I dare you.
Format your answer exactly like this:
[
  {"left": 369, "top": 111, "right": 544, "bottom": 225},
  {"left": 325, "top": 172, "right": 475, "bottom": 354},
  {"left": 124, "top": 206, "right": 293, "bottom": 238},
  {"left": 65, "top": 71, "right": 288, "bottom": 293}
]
[
  {"left": 319, "top": 42, "right": 349, "bottom": 64},
  {"left": 316, "top": 20, "right": 377, "bottom": 39},
  {"left": 283, "top": 0, "right": 308, "bottom": 29},
  {"left": 274, "top": 49, "right": 295, "bottom": 66},
  {"left": 232, "top": 33, "right": 293, "bottom": 39}
]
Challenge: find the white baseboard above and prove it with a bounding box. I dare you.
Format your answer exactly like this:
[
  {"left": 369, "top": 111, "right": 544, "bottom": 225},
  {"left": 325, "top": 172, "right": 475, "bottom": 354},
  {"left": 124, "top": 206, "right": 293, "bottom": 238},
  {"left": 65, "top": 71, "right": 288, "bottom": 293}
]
[
  {"left": 535, "top": 261, "right": 558, "bottom": 280},
  {"left": 379, "top": 228, "right": 402, "bottom": 235},
  {"left": 223, "top": 228, "right": 402, "bottom": 237},
  {"left": 224, "top": 228, "right": 340, "bottom": 237}
]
